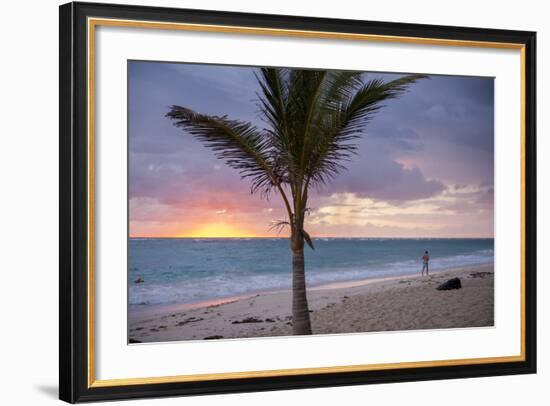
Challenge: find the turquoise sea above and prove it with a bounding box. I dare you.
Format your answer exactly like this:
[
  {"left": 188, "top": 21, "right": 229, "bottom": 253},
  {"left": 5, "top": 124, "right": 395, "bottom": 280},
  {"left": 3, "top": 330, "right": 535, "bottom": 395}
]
[{"left": 128, "top": 238, "right": 494, "bottom": 307}]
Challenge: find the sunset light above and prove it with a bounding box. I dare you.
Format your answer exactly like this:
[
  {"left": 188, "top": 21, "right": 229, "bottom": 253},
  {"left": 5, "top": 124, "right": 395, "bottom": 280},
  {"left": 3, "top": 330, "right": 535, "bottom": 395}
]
[
  {"left": 182, "top": 223, "right": 260, "bottom": 238},
  {"left": 129, "top": 62, "right": 494, "bottom": 239}
]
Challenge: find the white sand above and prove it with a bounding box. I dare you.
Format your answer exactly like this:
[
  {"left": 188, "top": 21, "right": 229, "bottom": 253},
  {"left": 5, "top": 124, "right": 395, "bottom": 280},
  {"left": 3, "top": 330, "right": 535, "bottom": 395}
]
[{"left": 129, "top": 264, "right": 494, "bottom": 343}]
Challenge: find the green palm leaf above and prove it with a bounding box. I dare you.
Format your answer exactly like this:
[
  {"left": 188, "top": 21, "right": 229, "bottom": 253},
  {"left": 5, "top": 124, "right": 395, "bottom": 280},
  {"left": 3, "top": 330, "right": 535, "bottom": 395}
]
[
  {"left": 304, "top": 74, "right": 428, "bottom": 189},
  {"left": 166, "top": 106, "right": 278, "bottom": 197}
]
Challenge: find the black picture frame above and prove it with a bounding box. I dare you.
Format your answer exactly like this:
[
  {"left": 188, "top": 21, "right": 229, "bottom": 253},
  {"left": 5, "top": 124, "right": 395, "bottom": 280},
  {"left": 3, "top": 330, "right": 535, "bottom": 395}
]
[{"left": 59, "top": 1, "right": 537, "bottom": 403}]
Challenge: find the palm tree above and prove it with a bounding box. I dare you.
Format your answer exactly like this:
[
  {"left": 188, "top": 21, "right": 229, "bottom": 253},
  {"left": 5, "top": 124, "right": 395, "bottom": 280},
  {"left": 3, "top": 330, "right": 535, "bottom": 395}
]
[{"left": 167, "top": 68, "right": 425, "bottom": 335}]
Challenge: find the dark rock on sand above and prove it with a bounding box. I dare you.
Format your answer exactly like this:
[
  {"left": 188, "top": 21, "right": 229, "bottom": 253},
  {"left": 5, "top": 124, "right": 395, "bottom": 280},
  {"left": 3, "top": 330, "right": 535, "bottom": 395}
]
[
  {"left": 436, "top": 277, "right": 462, "bottom": 290},
  {"left": 204, "top": 335, "right": 224, "bottom": 340},
  {"left": 176, "top": 317, "right": 204, "bottom": 326},
  {"left": 134, "top": 277, "right": 145, "bottom": 284},
  {"left": 232, "top": 317, "right": 263, "bottom": 324}
]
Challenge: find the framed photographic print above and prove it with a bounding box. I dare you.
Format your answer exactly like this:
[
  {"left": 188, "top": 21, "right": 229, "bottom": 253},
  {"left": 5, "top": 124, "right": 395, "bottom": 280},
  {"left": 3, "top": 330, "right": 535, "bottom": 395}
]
[{"left": 59, "top": 1, "right": 537, "bottom": 403}]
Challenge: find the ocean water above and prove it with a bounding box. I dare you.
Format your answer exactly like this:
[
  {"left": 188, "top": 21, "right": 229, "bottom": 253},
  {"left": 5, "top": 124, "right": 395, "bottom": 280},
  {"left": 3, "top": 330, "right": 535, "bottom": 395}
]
[{"left": 128, "top": 238, "right": 493, "bottom": 306}]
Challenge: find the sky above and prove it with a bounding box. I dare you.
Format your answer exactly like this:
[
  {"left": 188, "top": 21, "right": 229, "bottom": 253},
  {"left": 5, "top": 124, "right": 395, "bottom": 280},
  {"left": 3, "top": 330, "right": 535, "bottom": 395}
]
[{"left": 128, "top": 61, "right": 494, "bottom": 238}]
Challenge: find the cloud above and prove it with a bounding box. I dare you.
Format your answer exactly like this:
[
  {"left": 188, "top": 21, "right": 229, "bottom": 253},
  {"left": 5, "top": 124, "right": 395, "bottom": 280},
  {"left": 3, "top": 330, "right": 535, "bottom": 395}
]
[
  {"left": 127, "top": 61, "right": 494, "bottom": 237},
  {"left": 314, "top": 137, "right": 445, "bottom": 202},
  {"left": 305, "top": 183, "right": 493, "bottom": 238}
]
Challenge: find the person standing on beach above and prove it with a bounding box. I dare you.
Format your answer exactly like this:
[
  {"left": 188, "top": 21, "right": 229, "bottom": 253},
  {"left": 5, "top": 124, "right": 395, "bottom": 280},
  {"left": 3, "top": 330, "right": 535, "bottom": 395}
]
[{"left": 421, "top": 250, "right": 430, "bottom": 276}]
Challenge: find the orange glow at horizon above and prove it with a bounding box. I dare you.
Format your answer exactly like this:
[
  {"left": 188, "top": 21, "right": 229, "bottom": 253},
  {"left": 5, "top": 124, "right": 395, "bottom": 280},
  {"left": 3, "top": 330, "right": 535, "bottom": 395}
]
[
  {"left": 129, "top": 184, "right": 494, "bottom": 239},
  {"left": 179, "top": 222, "right": 261, "bottom": 238}
]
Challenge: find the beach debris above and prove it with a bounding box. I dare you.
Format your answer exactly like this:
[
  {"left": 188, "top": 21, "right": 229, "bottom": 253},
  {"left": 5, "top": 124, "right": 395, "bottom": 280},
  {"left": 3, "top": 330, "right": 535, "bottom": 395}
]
[
  {"left": 469, "top": 271, "right": 492, "bottom": 279},
  {"left": 203, "top": 335, "right": 224, "bottom": 340},
  {"left": 232, "top": 317, "right": 264, "bottom": 324},
  {"left": 207, "top": 299, "right": 238, "bottom": 308},
  {"left": 129, "top": 338, "right": 142, "bottom": 343},
  {"left": 265, "top": 318, "right": 275, "bottom": 323},
  {"left": 436, "top": 278, "right": 462, "bottom": 291},
  {"left": 134, "top": 277, "right": 145, "bottom": 284},
  {"left": 176, "top": 317, "right": 204, "bottom": 326}
]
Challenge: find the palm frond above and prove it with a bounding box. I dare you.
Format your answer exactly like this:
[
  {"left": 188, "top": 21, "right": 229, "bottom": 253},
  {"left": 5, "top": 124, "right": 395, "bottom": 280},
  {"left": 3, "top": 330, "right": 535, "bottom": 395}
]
[
  {"left": 269, "top": 219, "right": 290, "bottom": 235},
  {"left": 255, "top": 68, "right": 289, "bottom": 140},
  {"left": 166, "top": 106, "right": 278, "bottom": 196},
  {"left": 304, "top": 74, "right": 427, "bottom": 189},
  {"left": 255, "top": 68, "right": 296, "bottom": 183},
  {"left": 342, "top": 74, "right": 428, "bottom": 134},
  {"left": 302, "top": 229, "right": 315, "bottom": 250}
]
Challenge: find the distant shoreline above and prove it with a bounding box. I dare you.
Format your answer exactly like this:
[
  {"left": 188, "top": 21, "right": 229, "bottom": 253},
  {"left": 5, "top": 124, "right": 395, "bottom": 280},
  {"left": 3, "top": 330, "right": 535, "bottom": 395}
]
[
  {"left": 128, "top": 262, "right": 493, "bottom": 330},
  {"left": 129, "top": 237, "right": 494, "bottom": 314},
  {"left": 129, "top": 260, "right": 494, "bottom": 316},
  {"left": 129, "top": 263, "right": 494, "bottom": 343}
]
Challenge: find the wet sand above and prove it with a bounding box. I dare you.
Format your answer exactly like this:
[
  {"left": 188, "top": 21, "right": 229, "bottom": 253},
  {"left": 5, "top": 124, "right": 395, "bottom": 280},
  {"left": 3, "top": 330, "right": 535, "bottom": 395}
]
[{"left": 129, "top": 264, "right": 494, "bottom": 343}]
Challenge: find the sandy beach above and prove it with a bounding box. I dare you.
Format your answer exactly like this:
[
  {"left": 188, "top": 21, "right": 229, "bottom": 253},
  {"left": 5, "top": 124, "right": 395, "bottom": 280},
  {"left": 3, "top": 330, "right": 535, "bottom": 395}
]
[{"left": 129, "top": 264, "right": 493, "bottom": 343}]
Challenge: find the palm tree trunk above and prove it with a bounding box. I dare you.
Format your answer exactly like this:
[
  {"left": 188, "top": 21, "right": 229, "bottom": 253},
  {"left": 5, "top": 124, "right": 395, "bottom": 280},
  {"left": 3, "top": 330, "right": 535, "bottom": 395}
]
[{"left": 291, "top": 234, "right": 312, "bottom": 335}]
